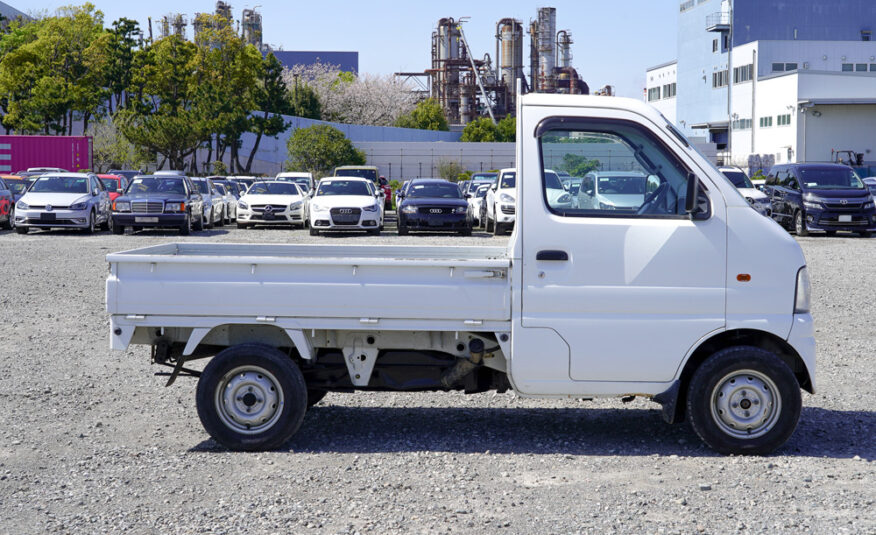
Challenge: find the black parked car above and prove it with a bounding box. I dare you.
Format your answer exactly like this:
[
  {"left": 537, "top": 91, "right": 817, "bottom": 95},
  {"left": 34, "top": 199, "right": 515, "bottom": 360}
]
[
  {"left": 397, "top": 178, "right": 472, "bottom": 236},
  {"left": 764, "top": 163, "right": 875, "bottom": 237},
  {"left": 111, "top": 175, "right": 205, "bottom": 235}
]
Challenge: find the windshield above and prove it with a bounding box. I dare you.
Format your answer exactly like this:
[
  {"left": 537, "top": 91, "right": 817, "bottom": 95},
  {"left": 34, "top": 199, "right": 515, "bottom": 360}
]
[
  {"left": 247, "top": 182, "right": 301, "bottom": 195},
  {"left": 468, "top": 180, "right": 494, "bottom": 193},
  {"left": 500, "top": 172, "right": 516, "bottom": 189},
  {"left": 799, "top": 167, "right": 864, "bottom": 189},
  {"left": 100, "top": 178, "right": 123, "bottom": 190},
  {"left": 215, "top": 184, "right": 227, "bottom": 195},
  {"left": 545, "top": 171, "right": 563, "bottom": 190},
  {"left": 595, "top": 175, "right": 646, "bottom": 195},
  {"left": 127, "top": 177, "right": 187, "bottom": 194},
  {"left": 30, "top": 176, "right": 89, "bottom": 194},
  {"left": 408, "top": 182, "right": 462, "bottom": 199},
  {"left": 7, "top": 181, "right": 27, "bottom": 194},
  {"left": 335, "top": 168, "right": 377, "bottom": 182},
  {"left": 471, "top": 173, "right": 497, "bottom": 182},
  {"left": 282, "top": 177, "right": 312, "bottom": 189},
  {"left": 476, "top": 186, "right": 489, "bottom": 198},
  {"left": 316, "top": 180, "right": 371, "bottom": 196},
  {"left": 722, "top": 170, "right": 754, "bottom": 189}
]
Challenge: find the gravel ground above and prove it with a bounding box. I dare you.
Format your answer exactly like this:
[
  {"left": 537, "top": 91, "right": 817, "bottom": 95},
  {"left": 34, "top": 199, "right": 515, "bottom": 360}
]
[{"left": 0, "top": 219, "right": 873, "bottom": 535}]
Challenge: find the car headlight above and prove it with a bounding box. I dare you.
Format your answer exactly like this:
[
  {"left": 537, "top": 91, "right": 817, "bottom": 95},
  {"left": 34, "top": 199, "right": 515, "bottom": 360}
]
[
  {"left": 16, "top": 201, "right": 29, "bottom": 210},
  {"left": 453, "top": 206, "right": 467, "bottom": 214},
  {"left": 599, "top": 202, "right": 616, "bottom": 210},
  {"left": 864, "top": 200, "right": 874, "bottom": 210},
  {"left": 289, "top": 201, "right": 302, "bottom": 210},
  {"left": 363, "top": 203, "right": 379, "bottom": 212},
  {"left": 802, "top": 201, "right": 821, "bottom": 210},
  {"left": 113, "top": 201, "right": 130, "bottom": 212},
  {"left": 794, "top": 266, "right": 811, "bottom": 314},
  {"left": 499, "top": 193, "right": 515, "bottom": 203},
  {"left": 401, "top": 205, "right": 418, "bottom": 214},
  {"left": 70, "top": 201, "right": 88, "bottom": 210},
  {"left": 165, "top": 202, "right": 185, "bottom": 213},
  {"left": 238, "top": 200, "right": 248, "bottom": 210}
]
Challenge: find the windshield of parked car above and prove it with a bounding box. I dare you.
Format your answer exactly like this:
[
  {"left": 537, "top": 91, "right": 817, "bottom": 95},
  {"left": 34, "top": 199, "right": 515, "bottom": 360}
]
[
  {"left": 500, "top": 172, "right": 516, "bottom": 189},
  {"left": 799, "top": 167, "right": 864, "bottom": 189},
  {"left": 476, "top": 185, "right": 490, "bottom": 198},
  {"left": 29, "top": 176, "right": 89, "bottom": 194},
  {"left": 545, "top": 171, "right": 563, "bottom": 190},
  {"left": 126, "top": 177, "right": 187, "bottom": 194},
  {"left": 247, "top": 182, "right": 301, "bottom": 195},
  {"left": 471, "top": 173, "right": 497, "bottom": 182},
  {"left": 408, "top": 182, "right": 462, "bottom": 199},
  {"left": 595, "top": 175, "right": 646, "bottom": 195},
  {"left": 191, "top": 181, "right": 212, "bottom": 194},
  {"left": 316, "top": 180, "right": 371, "bottom": 196},
  {"left": 277, "top": 177, "right": 312, "bottom": 190},
  {"left": 6, "top": 181, "right": 27, "bottom": 194},
  {"left": 335, "top": 169, "right": 377, "bottom": 182},
  {"left": 722, "top": 170, "right": 754, "bottom": 189}
]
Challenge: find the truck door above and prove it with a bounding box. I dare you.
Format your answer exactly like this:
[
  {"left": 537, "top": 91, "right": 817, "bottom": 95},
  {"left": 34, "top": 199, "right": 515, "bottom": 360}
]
[{"left": 516, "top": 111, "right": 727, "bottom": 385}]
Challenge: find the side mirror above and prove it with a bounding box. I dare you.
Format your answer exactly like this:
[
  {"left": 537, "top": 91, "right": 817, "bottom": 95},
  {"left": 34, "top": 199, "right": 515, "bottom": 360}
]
[
  {"left": 92, "top": 190, "right": 99, "bottom": 196},
  {"left": 491, "top": 184, "right": 497, "bottom": 191},
  {"left": 685, "top": 173, "right": 708, "bottom": 219},
  {"left": 464, "top": 193, "right": 471, "bottom": 199}
]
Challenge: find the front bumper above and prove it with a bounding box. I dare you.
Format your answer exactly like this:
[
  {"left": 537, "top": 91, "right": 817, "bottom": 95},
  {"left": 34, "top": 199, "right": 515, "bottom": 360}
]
[
  {"left": 399, "top": 212, "right": 471, "bottom": 230},
  {"left": 787, "top": 313, "right": 816, "bottom": 393},
  {"left": 804, "top": 209, "right": 876, "bottom": 232},
  {"left": 310, "top": 208, "right": 381, "bottom": 230},
  {"left": 16, "top": 208, "right": 91, "bottom": 228},
  {"left": 238, "top": 206, "right": 304, "bottom": 225},
  {"left": 496, "top": 204, "right": 516, "bottom": 224},
  {"left": 113, "top": 213, "right": 186, "bottom": 227}
]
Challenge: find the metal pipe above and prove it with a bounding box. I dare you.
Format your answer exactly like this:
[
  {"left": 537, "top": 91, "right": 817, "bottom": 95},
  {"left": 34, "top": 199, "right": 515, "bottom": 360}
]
[{"left": 457, "top": 20, "right": 496, "bottom": 123}]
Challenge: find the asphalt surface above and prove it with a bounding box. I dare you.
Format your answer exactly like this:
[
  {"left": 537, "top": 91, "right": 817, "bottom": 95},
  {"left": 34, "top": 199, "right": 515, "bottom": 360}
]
[{"left": 0, "top": 217, "right": 873, "bottom": 534}]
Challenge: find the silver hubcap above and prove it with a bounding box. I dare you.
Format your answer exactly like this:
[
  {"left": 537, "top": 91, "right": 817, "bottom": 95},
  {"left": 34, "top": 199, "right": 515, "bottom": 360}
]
[
  {"left": 711, "top": 369, "right": 781, "bottom": 439},
  {"left": 215, "top": 366, "right": 283, "bottom": 434}
]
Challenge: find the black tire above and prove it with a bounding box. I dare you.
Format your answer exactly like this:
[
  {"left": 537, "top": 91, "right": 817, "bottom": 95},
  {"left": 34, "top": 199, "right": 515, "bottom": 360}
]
[
  {"left": 223, "top": 207, "right": 230, "bottom": 225},
  {"left": 194, "top": 211, "right": 205, "bottom": 231},
  {"left": 485, "top": 211, "right": 494, "bottom": 232},
  {"left": 686, "top": 346, "right": 801, "bottom": 455},
  {"left": 493, "top": 221, "right": 503, "bottom": 236},
  {"left": 2, "top": 206, "right": 12, "bottom": 230},
  {"left": 100, "top": 211, "right": 111, "bottom": 231},
  {"left": 307, "top": 389, "right": 327, "bottom": 408},
  {"left": 825, "top": 231, "right": 836, "bottom": 237},
  {"left": 205, "top": 209, "right": 214, "bottom": 229},
  {"left": 132, "top": 226, "right": 142, "bottom": 233},
  {"left": 397, "top": 224, "right": 408, "bottom": 236},
  {"left": 112, "top": 220, "right": 124, "bottom": 235},
  {"left": 459, "top": 228, "right": 472, "bottom": 236},
  {"left": 196, "top": 344, "right": 308, "bottom": 451},
  {"left": 237, "top": 222, "right": 249, "bottom": 229},
  {"left": 15, "top": 225, "right": 28, "bottom": 234},
  {"left": 85, "top": 211, "right": 96, "bottom": 234},
  {"left": 179, "top": 214, "right": 192, "bottom": 235},
  {"left": 309, "top": 227, "right": 319, "bottom": 236},
  {"left": 794, "top": 210, "right": 808, "bottom": 237},
  {"left": 859, "top": 230, "right": 872, "bottom": 238}
]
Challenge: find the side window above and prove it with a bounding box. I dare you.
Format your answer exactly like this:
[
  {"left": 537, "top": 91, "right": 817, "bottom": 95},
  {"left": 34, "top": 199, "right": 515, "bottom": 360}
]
[
  {"left": 539, "top": 118, "right": 704, "bottom": 218},
  {"left": 786, "top": 170, "right": 800, "bottom": 190},
  {"left": 90, "top": 177, "right": 101, "bottom": 193}
]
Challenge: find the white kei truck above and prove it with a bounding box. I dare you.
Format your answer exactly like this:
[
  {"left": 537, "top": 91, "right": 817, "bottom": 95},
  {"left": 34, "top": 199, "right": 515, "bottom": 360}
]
[{"left": 106, "top": 94, "right": 815, "bottom": 455}]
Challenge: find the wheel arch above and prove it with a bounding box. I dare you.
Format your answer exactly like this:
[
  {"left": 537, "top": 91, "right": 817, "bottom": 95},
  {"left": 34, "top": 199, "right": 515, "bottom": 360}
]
[
  {"left": 665, "top": 329, "right": 812, "bottom": 424},
  {"left": 184, "top": 324, "right": 312, "bottom": 360}
]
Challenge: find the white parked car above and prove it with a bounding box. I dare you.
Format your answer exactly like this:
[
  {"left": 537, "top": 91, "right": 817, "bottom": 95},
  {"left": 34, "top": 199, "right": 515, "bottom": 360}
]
[
  {"left": 275, "top": 172, "right": 315, "bottom": 196},
  {"left": 214, "top": 183, "right": 238, "bottom": 224},
  {"left": 719, "top": 166, "right": 771, "bottom": 216},
  {"left": 309, "top": 177, "right": 384, "bottom": 236},
  {"left": 576, "top": 171, "right": 647, "bottom": 213},
  {"left": 544, "top": 169, "right": 574, "bottom": 211},
  {"left": 467, "top": 184, "right": 491, "bottom": 227},
  {"left": 15, "top": 172, "right": 111, "bottom": 233},
  {"left": 237, "top": 181, "right": 309, "bottom": 229},
  {"left": 485, "top": 167, "right": 517, "bottom": 235}
]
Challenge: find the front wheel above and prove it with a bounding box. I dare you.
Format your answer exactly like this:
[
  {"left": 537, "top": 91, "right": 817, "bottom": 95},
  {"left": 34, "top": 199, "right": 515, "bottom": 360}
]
[
  {"left": 794, "top": 210, "right": 808, "bottom": 237},
  {"left": 205, "top": 209, "right": 214, "bottom": 229},
  {"left": 485, "top": 211, "right": 494, "bottom": 232},
  {"left": 112, "top": 220, "right": 124, "bottom": 235},
  {"left": 686, "top": 346, "right": 801, "bottom": 455},
  {"left": 196, "top": 344, "right": 308, "bottom": 451},
  {"left": 309, "top": 227, "right": 319, "bottom": 236},
  {"left": 194, "top": 211, "right": 205, "bottom": 231},
  {"left": 15, "top": 225, "right": 28, "bottom": 234},
  {"left": 859, "top": 230, "right": 872, "bottom": 238}
]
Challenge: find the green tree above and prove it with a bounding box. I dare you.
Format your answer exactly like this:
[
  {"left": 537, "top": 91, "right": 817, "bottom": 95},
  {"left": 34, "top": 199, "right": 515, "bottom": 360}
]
[
  {"left": 436, "top": 159, "right": 465, "bottom": 182},
  {"left": 496, "top": 115, "right": 516, "bottom": 142},
  {"left": 286, "top": 124, "right": 365, "bottom": 178},
  {"left": 88, "top": 114, "right": 150, "bottom": 172},
  {"left": 460, "top": 117, "right": 497, "bottom": 142},
  {"left": 243, "top": 52, "right": 296, "bottom": 173},
  {"left": 104, "top": 18, "right": 140, "bottom": 112},
  {"left": 561, "top": 154, "right": 600, "bottom": 176},
  {"left": 394, "top": 98, "right": 448, "bottom": 131}
]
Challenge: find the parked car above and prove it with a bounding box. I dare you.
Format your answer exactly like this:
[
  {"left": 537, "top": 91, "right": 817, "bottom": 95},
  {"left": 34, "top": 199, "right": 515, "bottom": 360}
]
[
  {"left": 237, "top": 180, "right": 309, "bottom": 229},
  {"left": 576, "top": 171, "right": 647, "bottom": 213},
  {"left": 108, "top": 169, "right": 142, "bottom": 182},
  {"left": 332, "top": 166, "right": 390, "bottom": 209},
  {"left": 468, "top": 184, "right": 491, "bottom": 227},
  {"left": 544, "top": 169, "right": 573, "bottom": 211},
  {"left": 111, "top": 174, "right": 205, "bottom": 235},
  {"left": 719, "top": 166, "right": 770, "bottom": 216},
  {"left": 26, "top": 167, "right": 68, "bottom": 173},
  {"left": 0, "top": 177, "right": 14, "bottom": 230},
  {"left": 214, "top": 183, "right": 238, "bottom": 224},
  {"left": 863, "top": 177, "right": 876, "bottom": 197},
  {"left": 213, "top": 179, "right": 244, "bottom": 199},
  {"left": 2, "top": 175, "right": 30, "bottom": 202},
  {"left": 229, "top": 176, "right": 258, "bottom": 193},
  {"left": 14, "top": 172, "right": 111, "bottom": 234},
  {"left": 275, "top": 172, "right": 315, "bottom": 195},
  {"left": 190, "top": 177, "right": 224, "bottom": 229},
  {"left": 309, "top": 177, "right": 384, "bottom": 236},
  {"left": 485, "top": 168, "right": 517, "bottom": 235},
  {"left": 397, "top": 178, "right": 472, "bottom": 236},
  {"left": 457, "top": 180, "right": 470, "bottom": 195},
  {"left": 764, "top": 163, "right": 876, "bottom": 237},
  {"left": 98, "top": 174, "right": 129, "bottom": 202}
]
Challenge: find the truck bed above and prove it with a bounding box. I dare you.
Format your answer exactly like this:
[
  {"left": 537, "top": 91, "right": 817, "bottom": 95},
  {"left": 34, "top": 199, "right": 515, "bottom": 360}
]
[{"left": 106, "top": 243, "right": 511, "bottom": 324}]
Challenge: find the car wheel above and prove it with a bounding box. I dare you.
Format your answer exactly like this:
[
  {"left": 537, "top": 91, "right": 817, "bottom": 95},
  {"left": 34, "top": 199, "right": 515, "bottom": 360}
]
[
  {"left": 196, "top": 344, "right": 308, "bottom": 451},
  {"left": 194, "top": 211, "right": 205, "bottom": 231},
  {"left": 309, "top": 227, "right": 319, "bottom": 236},
  {"left": 459, "top": 228, "right": 472, "bottom": 237},
  {"left": 223, "top": 208, "right": 230, "bottom": 225},
  {"left": 237, "top": 222, "right": 249, "bottom": 229},
  {"left": 686, "top": 346, "right": 801, "bottom": 455},
  {"left": 85, "top": 211, "right": 96, "bottom": 234},
  {"left": 205, "top": 209, "right": 214, "bottom": 229},
  {"left": 859, "top": 230, "right": 872, "bottom": 238},
  {"left": 101, "top": 212, "right": 111, "bottom": 231},
  {"left": 15, "top": 225, "right": 28, "bottom": 234},
  {"left": 368, "top": 228, "right": 380, "bottom": 236},
  {"left": 485, "top": 211, "right": 494, "bottom": 232},
  {"left": 2, "top": 206, "right": 12, "bottom": 230},
  {"left": 180, "top": 214, "right": 192, "bottom": 235},
  {"left": 825, "top": 231, "right": 836, "bottom": 237},
  {"left": 112, "top": 220, "right": 124, "bottom": 235},
  {"left": 794, "top": 210, "right": 808, "bottom": 237},
  {"left": 398, "top": 223, "right": 408, "bottom": 236},
  {"left": 493, "top": 220, "right": 503, "bottom": 236},
  {"left": 214, "top": 208, "right": 224, "bottom": 228}
]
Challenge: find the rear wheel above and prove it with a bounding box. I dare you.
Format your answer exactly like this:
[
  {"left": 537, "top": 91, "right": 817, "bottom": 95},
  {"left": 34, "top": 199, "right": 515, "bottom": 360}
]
[
  {"left": 794, "top": 210, "right": 808, "bottom": 237},
  {"left": 686, "top": 346, "right": 801, "bottom": 455},
  {"left": 112, "top": 220, "right": 124, "bottom": 235},
  {"left": 100, "top": 212, "right": 111, "bottom": 231},
  {"left": 196, "top": 344, "right": 308, "bottom": 451},
  {"left": 2, "top": 206, "right": 13, "bottom": 230}
]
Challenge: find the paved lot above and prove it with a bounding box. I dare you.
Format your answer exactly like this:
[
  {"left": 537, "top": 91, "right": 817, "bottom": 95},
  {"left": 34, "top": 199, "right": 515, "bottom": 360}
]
[{"left": 0, "top": 220, "right": 873, "bottom": 534}]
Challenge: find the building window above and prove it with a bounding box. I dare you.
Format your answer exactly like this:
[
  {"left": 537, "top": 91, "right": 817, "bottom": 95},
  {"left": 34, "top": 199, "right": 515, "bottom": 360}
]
[
  {"left": 772, "top": 63, "right": 785, "bottom": 72},
  {"left": 662, "top": 83, "right": 677, "bottom": 98},
  {"left": 722, "top": 34, "right": 730, "bottom": 50},
  {"left": 712, "top": 70, "right": 728, "bottom": 88},
  {"left": 680, "top": 0, "right": 695, "bottom": 13},
  {"left": 785, "top": 63, "right": 798, "bottom": 71},
  {"left": 734, "top": 64, "right": 753, "bottom": 83},
  {"left": 648, "top": 87, "right": 661, "bottom": 102},
  {"left": 842, "top": 63, "right": 854, "bottom": 72},
  {"left": 856, "top": 63, "right": 868, "bottom": 71},
  {"left": 712, "top": 39, "right": 718, "bottom": 53},
  {"left": 871, "top": 64, "right": 876, "bottom": 71},
  {"left": 759, "top": 116, "right": 773, "bottom": 128},
  {"left": 732, "top": 119, "right": 752, "bottom": 130},
  {"left": 777, "top": 114, "right": 792, "bottom": 126},
  {"left": 863, "top": 30, "right": 872, "bottom": 41}
]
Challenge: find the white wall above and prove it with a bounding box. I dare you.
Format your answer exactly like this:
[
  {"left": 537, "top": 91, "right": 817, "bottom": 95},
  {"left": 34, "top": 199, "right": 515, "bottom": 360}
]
[{"left": 800, "top": 104, "right": 876, "bottom": 163}]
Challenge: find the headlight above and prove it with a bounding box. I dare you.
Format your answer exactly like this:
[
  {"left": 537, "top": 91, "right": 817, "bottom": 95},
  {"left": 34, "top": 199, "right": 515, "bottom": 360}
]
[
  {"left": 794, "top": 266, "right": 811, "bottom": 314},
  {"left": 453, "top": 206, "right": 467, "bottom": 214},
  {"left": 165, "top": 202, "right": 185, "bottom": 212},
  {"left": 401, "top": 205, "right": 418, "bottom": 214},
  {"left": 599, "top": 202, "right": 616, "bottom": 210},
  {"left": 70, "top": 201, "right": 88, "bottom": 211},
  {"left": 16, "top": 201, "right": 29, "bottom": 210},
  {"left": 363, "top": 203, "right": 379, "bottom": 212},
  {"left": 113, "top": 201, "right": 130, "bottom": 212},
  {"left": 499, "top": 193, "right": 515, "bottom": 203},
  {"left": 289, "top": 201, "right": 302, "bottom": 210},
  {"left": 238, "top": 200, "right": 248, "bottom": 210},
  {"left": 802, "top": 201, "right": 821, "bottom": 210},
  {"left": 864, "top": 200, "right": 874, "bottom": 210}
]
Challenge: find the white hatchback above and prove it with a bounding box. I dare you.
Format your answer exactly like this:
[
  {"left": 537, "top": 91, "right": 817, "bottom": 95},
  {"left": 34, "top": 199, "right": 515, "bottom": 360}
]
[{"left": 309, "top": 177, "right": 384, "bottom": 235}]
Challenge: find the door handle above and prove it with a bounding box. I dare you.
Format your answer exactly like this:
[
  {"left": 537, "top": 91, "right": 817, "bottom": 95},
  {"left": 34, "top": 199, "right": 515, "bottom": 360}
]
[{"left": 536, "top": 250, "right": 569, "bottom": 261}]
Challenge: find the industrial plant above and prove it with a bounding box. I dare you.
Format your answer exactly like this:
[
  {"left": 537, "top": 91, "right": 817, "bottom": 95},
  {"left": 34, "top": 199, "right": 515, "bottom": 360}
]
[{"left": 155, "top": 1, "right": 267, "bottom": 52}]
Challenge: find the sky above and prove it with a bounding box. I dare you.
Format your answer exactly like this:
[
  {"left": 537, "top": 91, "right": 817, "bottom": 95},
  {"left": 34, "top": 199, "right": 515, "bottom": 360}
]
[{"left": 32, "top": 0, "right": 678, "bottom": 98}]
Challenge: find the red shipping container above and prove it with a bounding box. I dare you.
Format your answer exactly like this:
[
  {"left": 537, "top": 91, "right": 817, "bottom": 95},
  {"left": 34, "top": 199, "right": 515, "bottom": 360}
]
[{"left": 0, "top": 135, "right": 93, "bottom": 174}]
